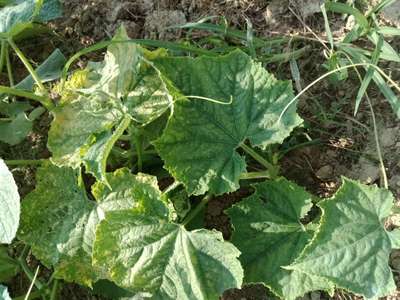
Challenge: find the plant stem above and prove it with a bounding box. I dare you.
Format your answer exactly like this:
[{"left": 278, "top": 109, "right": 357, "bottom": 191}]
[
  {"left": 240, "top": 171, "right": 270, "bottom": 180},
  {"left": 366, "top": 96, "right": 388, "bottom": 189},
  {"left": 134, "top": 132, "right": 143, "bottom": 172},
  {"left": 13, "top": 291, "right": 42, "bottom": 300},
  {"left": 49, "top": 280, "right": 59, "bottom": 300},
  {"left": 7, "top": 38, "right": 46, "bottom": 91},
  {"left": 182, "top": 194, "right": 213, "bottom": 226},
  {"left": 0, "top": 39, "right": 6, "bottom": 74},
  {"left": 240, "top": 143, "right": 276, "bottom": 174},
  {"left": 0, "top": 85, "right": 52, "bottom": 108},
  {"left": 5, "top": 159, "right": 46, "bottom": 166},
  {"left": 17, "top": 246, "right": 44, "bottom": 291},
  {"left": 5, "top": 44, "right": 14, "bottom": 86}
]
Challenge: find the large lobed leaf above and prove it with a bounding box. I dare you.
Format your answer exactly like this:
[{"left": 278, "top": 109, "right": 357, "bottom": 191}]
[
  {"left": 288, "top": 177, "right": 399, "bottom": 298},
  {"left": 18, "top": 164, "right": 169, "bottom": 286},
  {"left": 0, "top": 0, "right": 62, "bottom": 38},
  {"left": 154, "top": 50, "right": 302, "bottom": 195},
  {"left": 227, "top": 178, "right": 333, "bottom": 300},
  {"left": 0, "top": 159, "right": 20, "bottom": 244},
  {"left": 48, "top": 27, "right": 172, "bottom": 184},
  {"left": 93, "top": 211, "right": 244, "bottom": 299}
]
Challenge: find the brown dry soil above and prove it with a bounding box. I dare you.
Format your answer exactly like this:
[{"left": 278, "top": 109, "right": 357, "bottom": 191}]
[{"left": 2, "top": 0, "right": 400, "bottom": 299}]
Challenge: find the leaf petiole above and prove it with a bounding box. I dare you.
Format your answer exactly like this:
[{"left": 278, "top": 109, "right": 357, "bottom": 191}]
[
  {"left": 182, "top": 194, "right": 213, "bottom": 226},
  {"left": 5, "top": 43, "right": 14, "bottom": 86},
  {"left": 0, "top": 39, "right": 6, "bottom": 74},
  {"left": 5, "top": 159, "right": 47, "bottom": 166},
  {"left": 17, "top": 246, "right": 45, "bottom": 291},
  {"left": 7, "top": 38, "right": 46, "bottom": 92},
  {"left": 0, "top": 85, "right": 52, "bottom": 109},
  {"left": 49, "top": 280, "right": 59, "bottom": 300},
  {"left": 240, "top": 171, "right": 270, "bottom": 180},
  {"left": 240, "top": 143, "right": 278, "bottom": 178}
]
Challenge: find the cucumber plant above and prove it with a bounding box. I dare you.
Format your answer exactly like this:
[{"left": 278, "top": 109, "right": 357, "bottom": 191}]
[{"left": 1, "top": 9, "right": 400, "bottom": 300}]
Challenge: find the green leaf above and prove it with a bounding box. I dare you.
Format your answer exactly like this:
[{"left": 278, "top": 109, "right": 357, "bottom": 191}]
[
  {"left": 48, "top": 93, "right": 124, "bottom": 168},
  {"left": 368, "top": 31, "right": 400, "bottom": 63},
  {"left": 0, "top": 0, "right": 62, "bottom": 38},
  {"left": 0, "top": 1, "right": 14, "bottom": 7},
  {"left": 93, "top": 210, "right": 243, "bottom": 299},
  {"left": 354, "top": 32, "right": 383, "bottom": 116},
  {"left": 0, "top": 285, "right": 11, "bottom": 300},
  {"left": 0, "top": 159, "right": 20, "bottom": 244},
  {"left": 18, "top": 164, "right": 169, "bottom": 286},
  {"left": 81, "top": 27, "right": 172, "bottom": 125},
  {"left": 325, "top": 1, "right": 369, "bottom": 29},
  {"left": 0, "top": 112, "right": 32, "bottom": 145},
  {"left": 154, "top": 50, "right": 302, "bottom": 195},
  {"left": 124, "top": 65, "right": 173, "bottom": 125},
  {"left": 389, "top": 228, "right": 400, "bottom": 248},
  {"left": 48, "top": 27, "right": 172, "bottom": 182},
  {"left": 83, "top": 116, "right": 130, "bottom": 185},
  {"left": 0, "top": 246, "right": 19, "bottom": 283},
  {"left": 227, "top": 178, "right": 333, "bottom": 300},
  {"left": 0, "top": 101, "right": 32, "bottom": 116},
  {"left": 378, "top": 26, "right": 400, "bottom": 36},
  {"left": 92, "top": 280, "right": 136, "bottom": 299},
  {"left": 167, "top": 186, "right": 191, "bottom": 220},
  {"left": 288, "top": 177, "right": 398, "bottom": 299}
]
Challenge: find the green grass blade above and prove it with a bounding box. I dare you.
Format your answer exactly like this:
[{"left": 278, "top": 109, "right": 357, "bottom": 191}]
[
  {"left": 259, "top": 46, "right": 309, "bottom": 63},
  {"left": 354, "top": 33, "right": 383, "bottom": 115},
  {"left": 171, "top": 21, "right": 287, "bottom": 47},
  {"left": 368, "top": 30, "right": 400, "bottom": 62},
  {"left": 326, "top": 1, "right": 369, "bottom": 29},
  {"left": 369, "top": 0, "right": 397, "bottom": 15},
  {"left": 343, "top": 25, "right": 364, "bottom": 43},
  {"left": 378, "top": 26, "right": 400, "bottom": 36},
  {"left": 342, "top": 45, "right": 400, "bottom": 118},
  {"left": 321, "top": 2, "right": 334, "bottom": 50},
  {"left": 340, "top": 42, "right": 400, "bottom": 62}
]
